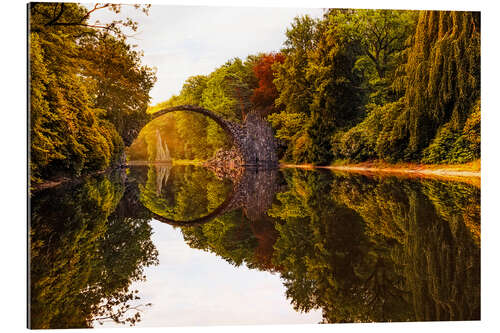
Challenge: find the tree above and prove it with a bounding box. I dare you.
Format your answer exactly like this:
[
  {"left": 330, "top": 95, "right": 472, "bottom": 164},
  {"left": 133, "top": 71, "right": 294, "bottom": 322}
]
[
  {"left": 202, "top": 58, "right": 257, "bottom": 122},
  {"left": 274, "top": 15, "right": 317, "bottom": 116},
  {"left": 329, "top": 9, "right": 417, "bottom": 105},
  {"left": 270, "top": 15, "right": 318, "bottom": 162},
  {"left": 29, "top": 3, "right": 155, "bottom": 184},
  {"left": 79, "top": 32, "right": 156, "bottom": 146},
  {"left": 326, "top": 9, "right": 417, "bottom": 80},
  {"left": 305, "top": 11, "right": 367, "bottom": 164},
  {"left": 30, "top": 3, "right": 151, "bottom": 38},
  {"left": 30, "top": 13, "right": 122, "bottom": 181},
  {"left": 250, "top": 53, "right": 285, "bottom": 116},
  {"left": 393, "top": 11, "right": 480, "bottom": 160},
  {"left": 328, "top": 10, "right": 479, "bottom": 164}
]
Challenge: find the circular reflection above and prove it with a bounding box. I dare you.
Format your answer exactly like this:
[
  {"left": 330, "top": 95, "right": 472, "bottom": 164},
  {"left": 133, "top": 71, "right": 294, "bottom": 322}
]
[{"left": 137, "top": 164, "right": 234, "bottom": 225}]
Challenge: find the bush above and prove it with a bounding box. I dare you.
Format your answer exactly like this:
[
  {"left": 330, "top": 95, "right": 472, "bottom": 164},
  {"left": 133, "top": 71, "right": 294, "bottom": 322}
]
[
  {"left": 375, "top": 100, "right": 411, "bottom": 162},
  {"left": 422, "top": 103, "right": 481, "bottom": 165}
]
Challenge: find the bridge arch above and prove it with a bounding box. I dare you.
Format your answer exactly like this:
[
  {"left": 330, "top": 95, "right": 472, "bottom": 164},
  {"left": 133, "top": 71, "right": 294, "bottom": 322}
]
[
  {"left": 151, "top": 187, "right": 237, "bottom": 227},
  {"left": 136, "top": 104, "right": 278, "bottom": 168},
  {"left": 134, "top": 105, "right": 279, "bottom": 225},
  {"left": 150, "top": 173, "right": 244, "bottom": 227},
  {"left": 150, "top": 104, "right": 244, "bottom": 151}
]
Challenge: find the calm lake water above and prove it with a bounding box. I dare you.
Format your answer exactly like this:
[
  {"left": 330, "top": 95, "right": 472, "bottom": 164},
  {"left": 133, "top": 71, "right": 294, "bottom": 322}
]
[{"left": 29, "top": 165, "right": 481, "bottom": 328}]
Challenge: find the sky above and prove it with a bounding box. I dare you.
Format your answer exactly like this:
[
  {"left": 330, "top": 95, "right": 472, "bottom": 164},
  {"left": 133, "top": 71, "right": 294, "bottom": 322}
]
[
  {"left": 87, "top": 4, "right": 325, "bottom": 105},
  {"left": 96, "top": 222, "right": 322, "bottom": 328}
]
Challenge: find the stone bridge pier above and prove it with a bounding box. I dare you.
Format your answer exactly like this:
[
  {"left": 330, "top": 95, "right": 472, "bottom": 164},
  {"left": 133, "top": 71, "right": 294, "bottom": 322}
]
[{"left": 150, "top": 105, "right": 278, "bottom": 168}]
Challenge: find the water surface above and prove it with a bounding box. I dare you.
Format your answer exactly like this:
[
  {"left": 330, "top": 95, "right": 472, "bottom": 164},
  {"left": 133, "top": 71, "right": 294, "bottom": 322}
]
[{"left": 29, "top": 165, "right": 480, "bottom": 328}]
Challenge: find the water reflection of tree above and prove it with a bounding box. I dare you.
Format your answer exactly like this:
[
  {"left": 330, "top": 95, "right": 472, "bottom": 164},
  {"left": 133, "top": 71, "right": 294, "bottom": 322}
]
[
  {"left": 178, "top": 169, "right": 284, "bottom": 271},
  {"left": 271, "top": 170, "right": 480, "bottom": 323},
  {"left": 139, "top": 165, "right": 232, "bottom": 222},
  {"left": 29, "top": 171, "right": 158, "bottom": 328},
  {"left": 172, "top": 167, "right": 480, "bottom": 323},
  {"left": 268, "top": 170, "right": 412, "bottom": 323}
]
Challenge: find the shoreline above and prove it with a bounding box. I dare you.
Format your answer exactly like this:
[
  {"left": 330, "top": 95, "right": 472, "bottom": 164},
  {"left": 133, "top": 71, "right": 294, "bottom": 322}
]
[
  {"left": 280, "top": 160, "right": 481, "bottom": 186},
  {"left": 280, "top": 163, "right": 480, "bottom": 177},
  {"left": 30, "top": 169, "right": 112, "bottom": 194},
  {"left": 126, "top": 160, "right": 205, "bottom": 166},
  {"left": 33, "top": 160, "right": 481, "bottom": 193}
]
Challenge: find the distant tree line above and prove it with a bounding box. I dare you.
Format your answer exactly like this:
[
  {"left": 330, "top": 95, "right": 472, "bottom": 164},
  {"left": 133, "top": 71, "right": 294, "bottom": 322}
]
[{"left": 129, "top": 56, "right": 268, "bottom": 161}]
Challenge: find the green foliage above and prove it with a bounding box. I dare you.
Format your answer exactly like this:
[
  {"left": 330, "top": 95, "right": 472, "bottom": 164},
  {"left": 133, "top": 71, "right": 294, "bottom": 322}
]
[
  {"left": 331, "top": 9, "right": 418, "bottom": 104},
  {"left": 301, "top": 11, "right": 367, "bottom": 164},
  {"left": 30, "top": 171, "right": 158, "bottom": 328},
  {"left": 79, "top": 32, "right": 156, "bottom": 145},
  {"left": 29, "top": 3, "right": 155, "bottom": 184},
  {"left": 270, "top": 10, "right": 419, "bottom": 164},
  {"left": 306, "top": 11, "right": 365, "bottom": 127},
  {"left": 421, "top": 100, "right": 480, "bottom": 164},
  {"left": 267, "top": 169, "right": 480, "bottom": 322},
  {"left": 274, "top": 15, "right": 317, "bottom": 116},
  {"left": 337, "top": 99, "right": 409, "bottom": 162},
  {"left": 267, "top": 112, "right": 309, "bottom": 162},
  {"left": 395, "top": 11, "right": 481, "bottom": 160},
  {"left": 337, "top": 104, "right": 382, "bottom": 161},
  {"left": 269, "top": 9, "right": 479, "bottom": 165},
  {"left": 305, "top": 114, "right": 335, "bottom": 164},
  {"left": 271, "top": 12, "right": 366, "bottom": 164},
  {"left": 202, "top": 58, "right": 257, "bottom": 122}
]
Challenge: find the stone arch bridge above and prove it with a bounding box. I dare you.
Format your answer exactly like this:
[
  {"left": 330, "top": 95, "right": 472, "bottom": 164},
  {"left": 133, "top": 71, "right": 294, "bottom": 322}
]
[
  {"left": 149, "top": 105, "right": 278, "bottom": 167},
  {"left": 139, "top": 104, "right": 280, "bottom": 226}
]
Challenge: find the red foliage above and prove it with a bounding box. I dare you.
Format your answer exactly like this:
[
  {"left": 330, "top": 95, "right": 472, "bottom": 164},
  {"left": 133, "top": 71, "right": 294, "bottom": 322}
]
[{"left": 251, "top": 52, "right": 285, "bottom": 116}]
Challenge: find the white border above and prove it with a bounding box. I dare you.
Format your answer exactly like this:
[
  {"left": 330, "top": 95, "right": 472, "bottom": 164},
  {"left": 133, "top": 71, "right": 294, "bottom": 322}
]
[{"left": 3, "top": 0, "right": 498, "bottom": 332}]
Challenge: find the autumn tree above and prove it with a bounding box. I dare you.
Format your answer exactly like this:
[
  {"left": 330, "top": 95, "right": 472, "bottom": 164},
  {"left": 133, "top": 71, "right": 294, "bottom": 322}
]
[
  {"left": 79, "top": 32, "right": 156, "bottom": 146},
  {"left": 29, "top": 3, "right": 155, "bottom": 184},
  {"left": 251, "top": 53, "right": 285, "bottom": 116}
]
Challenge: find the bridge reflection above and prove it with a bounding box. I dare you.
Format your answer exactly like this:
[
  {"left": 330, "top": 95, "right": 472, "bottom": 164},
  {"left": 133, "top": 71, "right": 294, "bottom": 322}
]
[{"left": 141, "top": 164, "right": 282, "bottom": 227}]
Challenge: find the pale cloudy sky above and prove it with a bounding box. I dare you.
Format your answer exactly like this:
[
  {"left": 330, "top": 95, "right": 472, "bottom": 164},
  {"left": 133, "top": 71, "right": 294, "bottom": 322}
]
[
  {"left": 87, "top": 4, "right": 325, "bottom": 105},
  {"left": 95, "top": 222, "right": 322, "bottom": 328}
]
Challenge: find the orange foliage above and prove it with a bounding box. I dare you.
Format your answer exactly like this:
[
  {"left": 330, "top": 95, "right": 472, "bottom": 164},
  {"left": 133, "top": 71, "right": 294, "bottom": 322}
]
[{"left": 251, "top": 53, "right": 285, "bottom": 116}]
